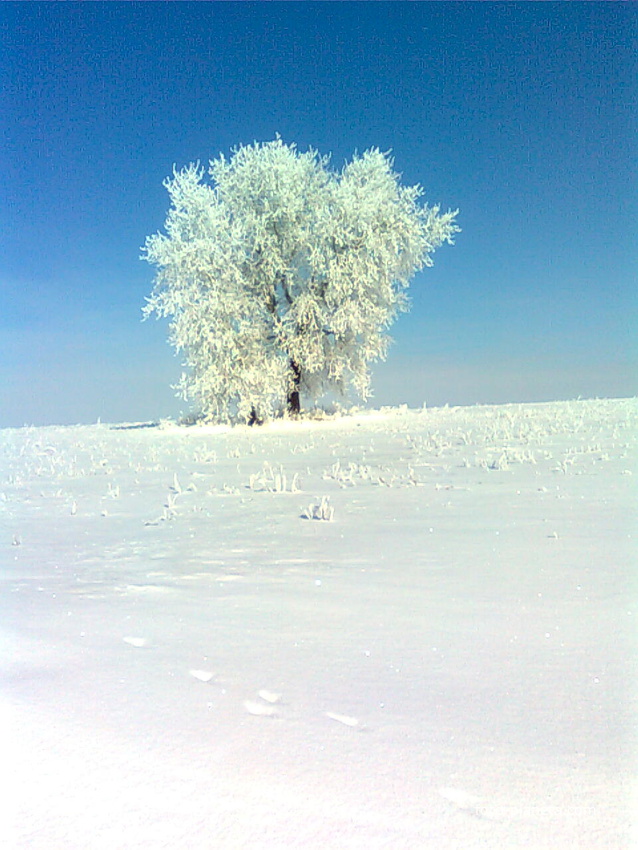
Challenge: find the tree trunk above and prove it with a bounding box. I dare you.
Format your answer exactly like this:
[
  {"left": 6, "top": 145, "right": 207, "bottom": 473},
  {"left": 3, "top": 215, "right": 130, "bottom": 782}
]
[{"left": 288, "top": 360, "right": 301, "bottom": 416}]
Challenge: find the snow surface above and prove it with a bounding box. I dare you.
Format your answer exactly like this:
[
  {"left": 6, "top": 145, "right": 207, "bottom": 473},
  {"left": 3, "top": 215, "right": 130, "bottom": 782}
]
[{"left": 2, "top": 399, "right": 636, "bottom": 849}]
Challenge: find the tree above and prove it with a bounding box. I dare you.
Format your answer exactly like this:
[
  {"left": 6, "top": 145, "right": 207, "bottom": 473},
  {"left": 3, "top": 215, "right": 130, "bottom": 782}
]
[{"left": 143, "top": 138, "right": 459, "bottom": 423}]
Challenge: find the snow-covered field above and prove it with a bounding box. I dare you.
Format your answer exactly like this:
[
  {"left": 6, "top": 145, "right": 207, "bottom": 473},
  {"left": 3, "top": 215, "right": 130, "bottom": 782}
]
[{"left": 2, "top": 398, "right": 636, "bottom": 849}]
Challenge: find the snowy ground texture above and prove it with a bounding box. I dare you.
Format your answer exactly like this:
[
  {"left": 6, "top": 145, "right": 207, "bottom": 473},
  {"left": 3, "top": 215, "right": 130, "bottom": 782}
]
[{"left": 2, "top": 398, "right": 636, "bottom": 849}]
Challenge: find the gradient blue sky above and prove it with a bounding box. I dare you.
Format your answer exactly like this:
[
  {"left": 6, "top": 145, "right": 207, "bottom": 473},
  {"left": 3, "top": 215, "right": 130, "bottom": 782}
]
[{"left": 2, "top": 2, "right": 636, "bottom": 427}]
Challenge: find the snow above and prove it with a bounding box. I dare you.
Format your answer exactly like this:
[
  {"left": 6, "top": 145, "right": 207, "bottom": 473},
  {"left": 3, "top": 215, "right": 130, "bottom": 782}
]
[{"left": 2, "top": 398, "right": 636, "bottom": 848}]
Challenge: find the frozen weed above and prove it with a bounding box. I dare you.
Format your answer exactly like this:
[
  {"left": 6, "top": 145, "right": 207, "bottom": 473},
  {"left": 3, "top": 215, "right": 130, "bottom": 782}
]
[
  {"left": 193, "top": 449, "right": 218, "bottom": 464},
  {"left": 248, "top": 462, "right": 300, "bottom": 493},
  {"left": 163, "top": 492, "right": 178, "bottom": 519},
  {"left": 301, "top": 496, "right": 334, "bottom": 521},
  {"left": 323, "top": 460, "right": 373, "bottom": 487},
  {"left": 291, "top": 442, "right": 313, "bottom": 455}
]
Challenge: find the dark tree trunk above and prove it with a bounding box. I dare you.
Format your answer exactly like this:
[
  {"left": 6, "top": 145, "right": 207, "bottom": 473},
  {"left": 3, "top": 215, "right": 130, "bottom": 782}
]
[
  {"left": 248, "top": 407, "right": 263, "bottom": 426},
  {"left": 288, "top": 360, "right": 301, "bottom": 416}
]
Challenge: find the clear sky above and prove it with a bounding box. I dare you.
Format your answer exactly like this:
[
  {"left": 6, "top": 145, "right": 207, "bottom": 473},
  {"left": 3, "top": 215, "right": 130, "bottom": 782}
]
[{"left": 2, "top": 2, "right": 636, "bottom": 427}]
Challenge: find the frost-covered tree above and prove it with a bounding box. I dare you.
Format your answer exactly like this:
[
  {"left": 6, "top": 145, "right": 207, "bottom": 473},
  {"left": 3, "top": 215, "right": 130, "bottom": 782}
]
[{"left": 143, "top": 138, "right": 458, "bottom": 423}]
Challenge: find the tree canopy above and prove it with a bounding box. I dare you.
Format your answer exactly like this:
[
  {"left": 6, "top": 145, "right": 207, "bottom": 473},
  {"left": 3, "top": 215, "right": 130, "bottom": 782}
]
[{"left": 143, "top": 138, "right": 459, "bottom": 422}]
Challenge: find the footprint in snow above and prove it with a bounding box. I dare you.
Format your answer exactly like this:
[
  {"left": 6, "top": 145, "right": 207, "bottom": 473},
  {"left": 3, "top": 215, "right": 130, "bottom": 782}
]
[
  {"left": 257, "top": 689, "right": 281, "bottom": 704},
  {"left": 325, "top": 711, "right": 362, "bottom": 728},
  {"left": 243, "top": 690, "right": 283, "bottom": 717},
  {"left": 244, "top": 700, "right": 278, "bottom": 717},
  {"left": 122, "top": 636, "right": 148, "bottom": 647},
  {"left": 438, "top": 787, "right": 496, "bottom": 820},
  {"left": 189, "top": 669, "right": 216, "bottom": 683}
]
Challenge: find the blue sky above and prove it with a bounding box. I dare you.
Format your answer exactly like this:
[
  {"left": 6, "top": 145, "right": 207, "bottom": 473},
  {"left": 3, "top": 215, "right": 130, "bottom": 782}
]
[{"left": 2, "top": 2, "right": 636, "bottom": 427}]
